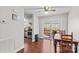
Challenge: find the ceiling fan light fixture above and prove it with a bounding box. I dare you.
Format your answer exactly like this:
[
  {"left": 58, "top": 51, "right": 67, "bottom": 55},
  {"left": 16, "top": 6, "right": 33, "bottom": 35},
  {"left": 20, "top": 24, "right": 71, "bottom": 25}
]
[{"left": 44, "top": 6, "right": 49, "bottom": 11}]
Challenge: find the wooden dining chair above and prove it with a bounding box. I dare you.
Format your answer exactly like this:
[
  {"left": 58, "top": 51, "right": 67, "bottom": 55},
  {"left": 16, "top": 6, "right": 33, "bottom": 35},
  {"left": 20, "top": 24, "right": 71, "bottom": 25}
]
[{"left": 59, "top": 32, "right": 73, "bottom": 53}]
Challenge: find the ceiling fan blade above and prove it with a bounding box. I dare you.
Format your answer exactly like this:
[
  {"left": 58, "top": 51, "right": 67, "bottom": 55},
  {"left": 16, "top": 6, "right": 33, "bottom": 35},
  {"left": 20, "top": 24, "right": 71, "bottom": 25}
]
[{"left": 49, "top": 9, "right": 56, "bottom": 12}]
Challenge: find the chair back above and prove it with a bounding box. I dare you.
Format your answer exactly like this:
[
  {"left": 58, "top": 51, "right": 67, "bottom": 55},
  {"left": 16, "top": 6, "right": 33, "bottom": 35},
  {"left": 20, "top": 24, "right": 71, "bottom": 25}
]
[
  {"left": 60, "top": 32, "right": 73, "bottom": 53},
  {"left": 61, "top": 32, "right": 73, "bottom": 41}
]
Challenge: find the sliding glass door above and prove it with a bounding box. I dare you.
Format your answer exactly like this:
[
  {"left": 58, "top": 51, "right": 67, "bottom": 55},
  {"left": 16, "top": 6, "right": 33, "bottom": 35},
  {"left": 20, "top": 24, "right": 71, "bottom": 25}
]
[{"left": 44, "top": 23, "right": 60, "bottom": 37}]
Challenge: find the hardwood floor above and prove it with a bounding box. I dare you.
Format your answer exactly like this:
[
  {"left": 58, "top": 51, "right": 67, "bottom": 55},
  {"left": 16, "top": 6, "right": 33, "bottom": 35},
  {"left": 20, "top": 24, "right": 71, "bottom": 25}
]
[
  {"left": 24, "top": 38, "right": 55, "bottom": 53},
  {"left": 17, "top": 38, "right": 76, "bottom": 53}
]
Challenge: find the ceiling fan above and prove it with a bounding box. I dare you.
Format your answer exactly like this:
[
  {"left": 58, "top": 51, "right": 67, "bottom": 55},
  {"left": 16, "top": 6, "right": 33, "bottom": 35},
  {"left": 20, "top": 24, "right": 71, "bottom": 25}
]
[
  {"left": 43, "top": 6, "right": 56, "bottom": 12},
  {"left": 24, "top": 6, "right": 56, "bottom": 15},
  {"left": 34, "top": 6, "right": 56, "bottom": 14}
]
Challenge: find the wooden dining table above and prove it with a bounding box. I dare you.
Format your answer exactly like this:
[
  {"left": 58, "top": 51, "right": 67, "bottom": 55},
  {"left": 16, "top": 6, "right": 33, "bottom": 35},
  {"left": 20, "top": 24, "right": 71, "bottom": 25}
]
[{"left": 54, "top": 39, "right": 79, "bottom": 53}]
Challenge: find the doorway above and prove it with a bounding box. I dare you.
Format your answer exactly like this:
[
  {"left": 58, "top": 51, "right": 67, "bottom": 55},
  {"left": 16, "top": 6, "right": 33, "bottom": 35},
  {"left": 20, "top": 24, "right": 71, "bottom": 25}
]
[{"left": 24, "top": 14, "right": 33, "bottom": 39}]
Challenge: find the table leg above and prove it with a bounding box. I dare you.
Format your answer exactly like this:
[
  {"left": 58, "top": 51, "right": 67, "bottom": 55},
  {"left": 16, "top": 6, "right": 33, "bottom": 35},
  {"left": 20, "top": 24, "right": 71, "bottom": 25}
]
[
  {"left": 54, "top": 40, "right": 57, "bottom": 53},
  {"left": 75, "top": 43, "right": 78, "bottom": 53}
]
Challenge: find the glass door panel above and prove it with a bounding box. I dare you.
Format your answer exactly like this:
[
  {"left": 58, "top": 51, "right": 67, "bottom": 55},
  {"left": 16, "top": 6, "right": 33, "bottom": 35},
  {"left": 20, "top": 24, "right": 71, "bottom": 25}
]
[{"left": 44, "top": 23, "right": 60, "bottom": 37}]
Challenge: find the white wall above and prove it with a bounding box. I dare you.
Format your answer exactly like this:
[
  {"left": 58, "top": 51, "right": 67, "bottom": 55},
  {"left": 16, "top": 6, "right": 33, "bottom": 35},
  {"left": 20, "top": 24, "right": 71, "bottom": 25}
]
[
  {"left": 68, "top": 7, "right": 79, "bottom": 52},
  {"left": 39, "top": 14, "right": 68, "bottom": 38},
  {"left": 68, "top": 7, "right": 79, "bottom": 40},
  {"left": 0, "top": 7, "right": 24, "bottom": 53}
]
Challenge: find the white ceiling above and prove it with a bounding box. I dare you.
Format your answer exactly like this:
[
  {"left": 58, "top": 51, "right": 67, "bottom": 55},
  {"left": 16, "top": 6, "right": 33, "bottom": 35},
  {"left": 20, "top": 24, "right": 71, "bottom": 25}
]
[{"left": 24, "top": 6, "right": 71, "bottom": 16}]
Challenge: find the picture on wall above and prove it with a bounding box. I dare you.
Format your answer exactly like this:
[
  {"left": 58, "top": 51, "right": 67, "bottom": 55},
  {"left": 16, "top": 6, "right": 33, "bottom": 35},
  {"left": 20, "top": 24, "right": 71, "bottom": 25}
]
[{"left": 12, "top": 14, "right": 18, "bottom": 20}]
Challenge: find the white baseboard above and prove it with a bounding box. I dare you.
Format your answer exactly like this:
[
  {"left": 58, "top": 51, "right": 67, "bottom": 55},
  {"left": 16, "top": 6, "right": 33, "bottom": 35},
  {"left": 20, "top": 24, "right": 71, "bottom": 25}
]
[{"left": 13, "top": 45, "right": 24, "bottom": 53}]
